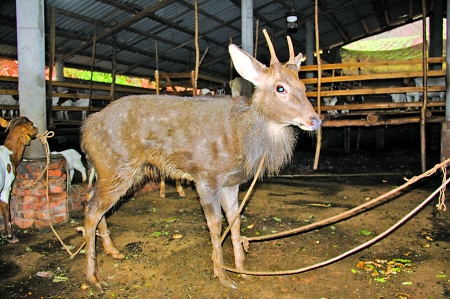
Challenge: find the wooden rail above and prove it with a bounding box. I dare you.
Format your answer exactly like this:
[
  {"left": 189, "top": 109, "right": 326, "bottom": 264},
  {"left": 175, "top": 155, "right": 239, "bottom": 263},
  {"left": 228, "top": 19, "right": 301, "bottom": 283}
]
[{"left": 300, "top": 57, "right": 446, "bottom": 128}]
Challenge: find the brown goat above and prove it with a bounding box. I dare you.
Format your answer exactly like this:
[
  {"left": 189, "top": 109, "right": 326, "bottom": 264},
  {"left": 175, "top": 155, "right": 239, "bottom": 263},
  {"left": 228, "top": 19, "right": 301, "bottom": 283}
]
[
  {"left": 81, "top": 29, "right": 322, "bottom": 290},
  {"left": 0, "top": 116, "right": 38, "bottom": 243}
]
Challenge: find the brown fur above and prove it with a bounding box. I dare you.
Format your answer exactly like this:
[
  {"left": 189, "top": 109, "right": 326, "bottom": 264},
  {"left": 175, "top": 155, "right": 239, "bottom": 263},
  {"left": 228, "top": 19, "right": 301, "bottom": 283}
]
[
  {"left": 81, "top": 31, "right": 321, "bottom": 290},
  {"left": 0, "top": 116, "right": 38, "bottom": 243}
]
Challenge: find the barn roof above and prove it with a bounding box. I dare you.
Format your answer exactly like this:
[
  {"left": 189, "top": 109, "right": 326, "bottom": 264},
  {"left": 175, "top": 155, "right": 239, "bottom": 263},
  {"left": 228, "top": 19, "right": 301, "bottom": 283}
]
[{"left": 0, "top": 0, "right": 441, "bottom": 84}]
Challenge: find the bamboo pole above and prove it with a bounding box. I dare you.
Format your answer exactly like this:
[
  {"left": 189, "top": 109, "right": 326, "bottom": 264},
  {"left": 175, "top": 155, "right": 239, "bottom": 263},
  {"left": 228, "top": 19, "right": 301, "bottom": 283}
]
[
  {"left": 193, "top": 0, "right": 199, "bottom": 97},
  {"left": 155, "top": 70, "right": 159, "bottom": 95},
  {"left": 155, "top": 40, "right": 159, "bottom": 95},
  {"left": 87, "top": 21, "right": 97, "bottom": 117},
  {"left": 110, "top": 30, "right": 116, "bottom": 101},
  {"left": 229, "top": 37, "right": 233, "bottom": 81},
  {"left": 420, "top": 0, "right": 428, "bottom": 172},
  {"left": 47, "top": 7, "right": 55, "bottom": 128},
  {"left": 254, "top": 19, "right": 259, "bottom": 58},
  {"left": 313, "top": 0, "right": 322, "bottom": 170}
]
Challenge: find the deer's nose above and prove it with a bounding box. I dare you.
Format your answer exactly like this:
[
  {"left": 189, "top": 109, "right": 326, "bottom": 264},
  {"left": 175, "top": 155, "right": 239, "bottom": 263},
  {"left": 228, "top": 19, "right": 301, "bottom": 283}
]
[{"left": 310, "top": 116, "right": 322, "bottom": 130}]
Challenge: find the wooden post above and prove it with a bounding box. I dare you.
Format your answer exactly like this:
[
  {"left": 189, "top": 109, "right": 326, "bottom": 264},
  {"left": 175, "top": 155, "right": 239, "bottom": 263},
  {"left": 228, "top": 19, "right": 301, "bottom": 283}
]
[
  {"left": 420, "top": 0, "right": 428, "bottom": 172},
  {"left": 193, "top": 0, "right": 199, "bottom": 96},
  {"left": 47, "top": 7, "right": 55, "bottom": 128},
  {"left": 313, "top": 0, "right": 322, "bottom": 170},
  {"left": 229, "top": 37, "right": 233, "bottom": 81},
  {"left": 87, "top": 21, "right": 97, "bottom": 117},
  {"left": 254, "top": 19, "right": 259, "bottom": 58},
  {"left": 155, "top": 70, "right": 159, "bottom": 95}
]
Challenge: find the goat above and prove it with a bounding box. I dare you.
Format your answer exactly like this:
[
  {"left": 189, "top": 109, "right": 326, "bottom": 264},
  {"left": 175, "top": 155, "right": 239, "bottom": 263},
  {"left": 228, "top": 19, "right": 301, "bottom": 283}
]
[
  {"left": 159, "top": 178, "right": 185, "bottom": 198},
  {"left": 229, "top": 77, "right": 254, "bottom": 97},
  {"left": 0, "top": 95, "right": 19, "bottom": 118},
  {"left": 72, "top": 98, "right": 89, "bottom": 120},
  {"left": 50, "top": 149, "right": 87, "bottom": 183},
  {"left": 323, "top": 96, "right": 338, "bottom": 114},
  {"left": 0, "top": 116, "right": 38, "bottom": 243},
  {"left": 80, "top": 29, "right": 321, "bottom": 290},
  {"left": 406, "top": 77, "right": 446, "bottom": 102}
]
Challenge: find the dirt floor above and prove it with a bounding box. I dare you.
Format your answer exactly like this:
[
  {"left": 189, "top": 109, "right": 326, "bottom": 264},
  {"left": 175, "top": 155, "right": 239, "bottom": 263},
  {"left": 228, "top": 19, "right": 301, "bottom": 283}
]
[{"left": 0, "top": 147, "right": 449, "bottom": 299}]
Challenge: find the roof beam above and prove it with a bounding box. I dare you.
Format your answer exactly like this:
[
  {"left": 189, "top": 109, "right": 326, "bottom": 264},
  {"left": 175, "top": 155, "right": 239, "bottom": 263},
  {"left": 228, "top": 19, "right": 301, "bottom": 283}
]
[
  {"left": 56, "top": 0, "right": 177, "bottom": 62},
  {"left": 318, "top": 2, "right": 350, "bottom": 43},
  {"left": 352, "top": 4, "right": 370, "bottom": 34}
]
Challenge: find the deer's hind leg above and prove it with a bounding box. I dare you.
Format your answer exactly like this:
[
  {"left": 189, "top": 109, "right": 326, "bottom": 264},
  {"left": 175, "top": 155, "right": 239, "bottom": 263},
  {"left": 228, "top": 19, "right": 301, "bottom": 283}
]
[{"left": 84, "top": 178, "right": 131, "bottom": 290}]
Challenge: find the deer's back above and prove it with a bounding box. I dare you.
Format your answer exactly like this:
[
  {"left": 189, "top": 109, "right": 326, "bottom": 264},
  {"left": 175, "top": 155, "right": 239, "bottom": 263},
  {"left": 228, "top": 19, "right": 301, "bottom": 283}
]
[{"left": 81, "top": 95, "right": 250, "bottom": 184}]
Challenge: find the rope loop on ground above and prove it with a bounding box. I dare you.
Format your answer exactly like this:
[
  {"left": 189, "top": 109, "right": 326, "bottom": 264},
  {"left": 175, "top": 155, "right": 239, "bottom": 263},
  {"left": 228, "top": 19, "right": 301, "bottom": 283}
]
[{"left": 216, "top": 158, "right": 450, "bottom": 276}]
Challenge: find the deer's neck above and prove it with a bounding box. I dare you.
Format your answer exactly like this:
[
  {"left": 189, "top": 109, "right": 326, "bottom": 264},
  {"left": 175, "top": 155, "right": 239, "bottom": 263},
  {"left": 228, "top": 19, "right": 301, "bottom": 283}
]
[{"left": 240, "top": 110, "right": 297, "bottom": 178}]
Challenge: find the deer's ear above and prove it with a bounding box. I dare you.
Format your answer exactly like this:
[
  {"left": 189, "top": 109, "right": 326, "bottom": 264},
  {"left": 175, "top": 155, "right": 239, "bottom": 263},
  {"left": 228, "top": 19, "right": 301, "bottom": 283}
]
[
  {"left": 229, "top": 44, "right": 267, "bottom": 86},
  {"left": 294, "top": 53, "right": 303, "bottom": 71}
]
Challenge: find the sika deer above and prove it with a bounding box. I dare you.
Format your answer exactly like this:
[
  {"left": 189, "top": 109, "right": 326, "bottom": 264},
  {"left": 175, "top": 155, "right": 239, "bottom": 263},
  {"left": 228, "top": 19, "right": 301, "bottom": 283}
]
[
  {"left": 0, "top": 116, "right": 38, "bottom": 243},
  {"left": 81, "top": 29, "right": 321, "bottom": 290}
]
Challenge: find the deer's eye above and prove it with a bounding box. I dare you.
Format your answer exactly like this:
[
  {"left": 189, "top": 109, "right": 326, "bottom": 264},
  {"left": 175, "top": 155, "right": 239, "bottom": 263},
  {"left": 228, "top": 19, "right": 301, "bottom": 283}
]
[{"left": 276, "top": 85, "right": 285, "bottom": 93}]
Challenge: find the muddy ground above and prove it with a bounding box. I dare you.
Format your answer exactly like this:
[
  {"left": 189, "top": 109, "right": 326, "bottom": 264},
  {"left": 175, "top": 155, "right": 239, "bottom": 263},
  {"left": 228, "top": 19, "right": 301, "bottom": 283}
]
[{"left": 0, "top": 146, "right": 449, "bottom": 299}]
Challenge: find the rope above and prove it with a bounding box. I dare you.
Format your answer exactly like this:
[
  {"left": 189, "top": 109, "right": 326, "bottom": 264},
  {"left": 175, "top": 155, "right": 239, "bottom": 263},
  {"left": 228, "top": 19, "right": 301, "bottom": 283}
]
[
  {"left": 245, "top": 157, "right": 450, "bottom": 243},
  {"left": 220, "top": 152, "right": 266, "bottom": 245},
  {"left": 215, "top": 175, "right": 450, "bottom": 276},
  {"left": 25, "top": 131, "right": 85, "bottom": 258}
]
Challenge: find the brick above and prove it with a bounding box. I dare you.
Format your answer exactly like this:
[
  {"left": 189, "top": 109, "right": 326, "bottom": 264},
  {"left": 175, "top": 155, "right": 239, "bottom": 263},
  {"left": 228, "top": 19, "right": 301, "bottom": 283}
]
[
  {"left": 13, "top": 188, "right": 32, "bottom": 196},
  {"left": 52, "top": 213, "right": 68, "bottom": 224},
  {"left": 34, "top": 210, "right": 49, "bottom": 220},
  {"left": 34, "top": 219, "right": 50, "bottom": 228},
  {"left": 49, "top": 159, "right": 66, "bottom": 169},
  {"left": 50, "top": 200, "right": 67, "bottom": 214},
  {"left": 15, "top": 219, "right": 35, "bottom": 229},
  {"left": 49, "top": 185, "right": 64, "bottom": 194},
  {"left": 50, "top": 193, "right": 67, "bottom": 202},
  {"left": 48, "top": 169, "right": 63, "bottom": 177},
  {"left": 31, "top": 188, "right": 47, "bottom": 197},
  {"left": 20, "top": 202, "right": 35, "bottom": 211},
  {"left": 19, "top": 210, "right": 35, "bottom": 219},
  {"left": 52, "top": 206, "right": 67, "bottom": 215}
]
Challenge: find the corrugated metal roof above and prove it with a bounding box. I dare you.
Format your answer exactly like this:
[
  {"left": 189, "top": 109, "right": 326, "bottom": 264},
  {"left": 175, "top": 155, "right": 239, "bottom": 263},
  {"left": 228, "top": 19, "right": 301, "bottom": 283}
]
[{"left": 0, "top": 0, "right": 439, "bottom": 88}]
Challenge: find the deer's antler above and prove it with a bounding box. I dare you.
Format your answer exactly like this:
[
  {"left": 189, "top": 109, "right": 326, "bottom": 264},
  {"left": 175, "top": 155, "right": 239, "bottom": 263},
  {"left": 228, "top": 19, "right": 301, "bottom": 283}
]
[{"left": 262, "top": 29, "right": 279, "bottom": 66}]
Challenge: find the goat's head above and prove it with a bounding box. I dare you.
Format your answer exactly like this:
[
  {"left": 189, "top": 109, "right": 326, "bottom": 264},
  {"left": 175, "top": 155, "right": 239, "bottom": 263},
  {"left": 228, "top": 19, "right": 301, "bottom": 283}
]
[
  {"left": 228, "top": 29, "right": 321, "bottom": 131},
  {"left": 0, "top": 116, "right": 38, "bottom": 145}
]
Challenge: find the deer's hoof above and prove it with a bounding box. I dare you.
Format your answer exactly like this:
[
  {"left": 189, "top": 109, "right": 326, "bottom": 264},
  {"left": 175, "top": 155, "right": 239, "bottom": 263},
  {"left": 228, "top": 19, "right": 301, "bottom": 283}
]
[
  {"left": 111, "top": 252, "right": 126, "bottom": 260},
  {"left": 88, "top": 274, "right": 108, "bottom": 292},
  {"left": 218, "top": 274, "right": 238, "bottom": 289}
]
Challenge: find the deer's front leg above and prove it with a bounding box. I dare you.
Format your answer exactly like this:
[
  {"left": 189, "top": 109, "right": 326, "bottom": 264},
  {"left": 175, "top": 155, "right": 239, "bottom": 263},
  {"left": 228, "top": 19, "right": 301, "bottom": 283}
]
[
  {"left": 221, "top": 185, "right": 247, "bottom": 279},
  {"left": 197, "top": 184, "right": 238, "bottom": 289}
]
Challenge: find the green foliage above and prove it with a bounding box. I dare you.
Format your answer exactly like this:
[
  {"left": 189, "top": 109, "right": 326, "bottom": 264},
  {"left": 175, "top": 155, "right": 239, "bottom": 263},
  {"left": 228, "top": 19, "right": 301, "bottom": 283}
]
[{"left": 63, "top": 67, "right": 152, "bottom": 88}]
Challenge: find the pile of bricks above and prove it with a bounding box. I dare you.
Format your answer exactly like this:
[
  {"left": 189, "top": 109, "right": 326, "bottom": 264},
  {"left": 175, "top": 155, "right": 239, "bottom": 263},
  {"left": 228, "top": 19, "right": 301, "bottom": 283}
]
[{"left": 0, "top": 155, "right": 84, "bottom": 231}]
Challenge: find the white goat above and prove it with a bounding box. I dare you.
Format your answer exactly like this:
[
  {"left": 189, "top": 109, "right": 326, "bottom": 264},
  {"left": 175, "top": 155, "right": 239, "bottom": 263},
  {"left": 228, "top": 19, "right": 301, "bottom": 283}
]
[
  {"left": 406, "top": 77, "right": 446, "bottom": 102},
  {"left": 229, "top": 77, "right": 254, "bottom": 97},
  {"left": 51, "top": 149, "right": 87, "bottom": 183},
  {"left": 72, "top": 98, "right": 89, "bottom": 120},
  {"left": 0, "top": 95, "right": 18, "bottom": 118},
  {"left": 323, "top": 96, "right": 338, "bottom": 114}
]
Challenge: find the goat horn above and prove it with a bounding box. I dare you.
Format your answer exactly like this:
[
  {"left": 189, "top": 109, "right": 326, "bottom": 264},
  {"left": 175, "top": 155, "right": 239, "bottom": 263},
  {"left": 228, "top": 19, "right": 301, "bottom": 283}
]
[{"left": 262, "top": 29, "right": 279, "bottom": 65}]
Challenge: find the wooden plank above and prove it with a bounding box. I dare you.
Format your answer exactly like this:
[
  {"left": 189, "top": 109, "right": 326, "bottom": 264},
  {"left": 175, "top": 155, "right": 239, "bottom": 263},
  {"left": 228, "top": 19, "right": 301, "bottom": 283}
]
[
  {"left": 306, "top": 86, "right": 446, "bottom": 97},
  {"left": 316, "top": 101, "right": 444, "bottom": 112},
  {"left": 300, "top": 57, "right": 445, "bottom": 72},
  {"left": 321, "top": 115, "right": 444, "bottom": 127},
  {"left": 302, "top": 69, "right": 446, "bottom": 84}
]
